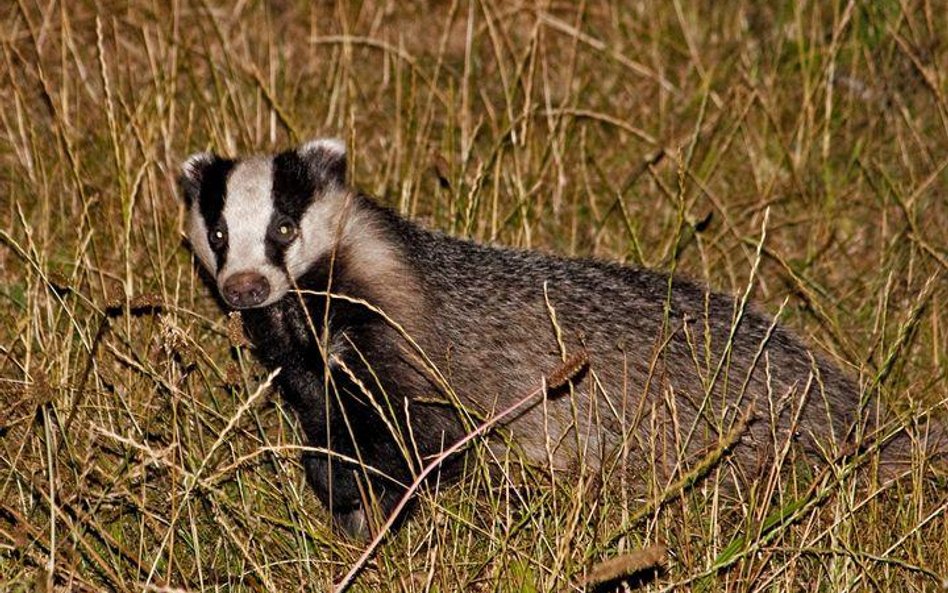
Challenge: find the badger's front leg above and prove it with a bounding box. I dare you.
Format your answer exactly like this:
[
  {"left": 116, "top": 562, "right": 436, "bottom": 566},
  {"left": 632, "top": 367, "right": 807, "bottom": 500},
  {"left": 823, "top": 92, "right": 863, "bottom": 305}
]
[
  {"left": 283, "top": 367, "right": 410, "bottom": 538},
  {"left": 300, "top": 451, "right": 403, "bottom": 539},
  {"left": 274, "top": 372, "right": 366, "bottom": 537},
  {"left": 300, "top": 449, "right": 366, "bottom": 536}
]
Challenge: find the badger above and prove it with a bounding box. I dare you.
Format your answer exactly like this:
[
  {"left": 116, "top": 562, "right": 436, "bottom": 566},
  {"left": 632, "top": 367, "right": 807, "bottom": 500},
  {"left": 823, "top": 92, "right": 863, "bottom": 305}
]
[{"left": 178, "top": 138, "right": 941, "bottom": 538}]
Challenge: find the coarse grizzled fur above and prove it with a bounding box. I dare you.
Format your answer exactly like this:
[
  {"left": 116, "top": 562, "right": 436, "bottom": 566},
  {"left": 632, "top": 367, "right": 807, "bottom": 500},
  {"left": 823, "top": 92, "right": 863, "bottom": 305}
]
[{"left": 178, "top": 139, "right": 945, "bottom": 538}]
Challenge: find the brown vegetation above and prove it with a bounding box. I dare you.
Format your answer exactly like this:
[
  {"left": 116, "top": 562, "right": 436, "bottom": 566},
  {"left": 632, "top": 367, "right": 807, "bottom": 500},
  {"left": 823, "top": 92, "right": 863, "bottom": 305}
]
[{"left": 1, "top": 1, "right": 946, "bottom": 591}]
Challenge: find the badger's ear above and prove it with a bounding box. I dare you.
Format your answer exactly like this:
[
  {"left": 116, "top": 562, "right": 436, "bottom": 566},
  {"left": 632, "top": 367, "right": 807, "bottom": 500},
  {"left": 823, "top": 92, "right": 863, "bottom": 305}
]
[
  {"left": 297, "top": 138, "right": 347, "bottom": 188},
  {"left": 178, "top": 152, "right": 217, "bottom": 207}
]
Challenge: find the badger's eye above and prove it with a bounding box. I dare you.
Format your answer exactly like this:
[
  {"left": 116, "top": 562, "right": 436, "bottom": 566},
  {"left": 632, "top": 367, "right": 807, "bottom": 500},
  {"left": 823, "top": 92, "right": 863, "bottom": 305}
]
[
  {"left": 268, "top": 217, "right": 298, "bottom": 244},
  {"left": 208, "top": 223, "right": 227, "bottom": 249}
]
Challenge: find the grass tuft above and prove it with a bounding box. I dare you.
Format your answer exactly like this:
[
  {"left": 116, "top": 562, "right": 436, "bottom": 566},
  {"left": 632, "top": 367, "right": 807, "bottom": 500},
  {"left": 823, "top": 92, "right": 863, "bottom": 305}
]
[{"left": 1, "top": 1, "right": 946, "bottom": 591}]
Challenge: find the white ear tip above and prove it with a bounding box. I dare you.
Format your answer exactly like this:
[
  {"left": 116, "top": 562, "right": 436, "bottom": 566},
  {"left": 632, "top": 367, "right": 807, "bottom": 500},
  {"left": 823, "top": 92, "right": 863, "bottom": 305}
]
[
  {"left": 182, "top": 152, "right": 214, "bottom": 178},
  {"left": 300, "top": 138, "right": 346, "bottom": 156}
]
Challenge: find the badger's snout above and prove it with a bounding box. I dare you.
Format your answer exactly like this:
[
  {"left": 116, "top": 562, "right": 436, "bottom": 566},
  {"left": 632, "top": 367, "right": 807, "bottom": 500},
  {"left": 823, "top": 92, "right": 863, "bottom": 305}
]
[{"left": 223, "top": 271, "right": 271, "bottom": 308}]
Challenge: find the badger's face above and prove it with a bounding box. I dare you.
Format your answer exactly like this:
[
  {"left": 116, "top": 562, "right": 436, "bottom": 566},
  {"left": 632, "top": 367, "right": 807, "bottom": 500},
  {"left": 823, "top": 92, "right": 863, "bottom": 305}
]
[{"left": 178, "top": 139, "right": 347, "bottom": 309}]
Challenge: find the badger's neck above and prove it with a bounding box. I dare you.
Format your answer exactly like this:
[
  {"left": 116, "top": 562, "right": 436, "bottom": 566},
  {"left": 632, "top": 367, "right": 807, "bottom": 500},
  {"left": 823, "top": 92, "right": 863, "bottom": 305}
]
[
  {"left": 250, "top": 194, "right": 424, "bottom": 351},
  {"left": 317, "top": 193, "right": 423, "bottom": 327}
]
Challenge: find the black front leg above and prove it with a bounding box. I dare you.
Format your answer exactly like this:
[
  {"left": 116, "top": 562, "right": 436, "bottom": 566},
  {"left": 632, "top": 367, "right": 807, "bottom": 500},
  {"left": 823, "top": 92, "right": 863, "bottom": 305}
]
[
  {"left": 301, "top": 451, "right": 368, "bottom": 536},
  {"left": 275, "top": 368, "right": 369, "bottom": 532},
  {"left": 284, "top": 369, "right": 413, "bottom": 538}
]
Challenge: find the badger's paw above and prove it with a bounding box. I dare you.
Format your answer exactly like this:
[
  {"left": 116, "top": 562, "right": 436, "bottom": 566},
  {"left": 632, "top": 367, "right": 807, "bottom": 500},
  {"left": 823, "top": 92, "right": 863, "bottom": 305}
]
[{"left": 334, "top": 506, "right": 370, "bottom": 540}]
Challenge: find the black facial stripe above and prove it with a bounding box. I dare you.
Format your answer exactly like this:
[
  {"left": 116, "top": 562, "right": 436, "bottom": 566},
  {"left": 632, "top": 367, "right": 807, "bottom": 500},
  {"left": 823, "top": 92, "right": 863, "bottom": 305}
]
[
  {"left": 272, "top": 150, "right": 317, "bottom": 223},
  {"left": 265, "top": 234, "right": 286, "bottom": 269},
  {"left": 209, "top": 219, "right": 229, "bottom": 271},
  {"left": 197, "top": 158, "right": 235, "bottom": 271},
  {"left": 267, "top": 151, "right": 317, "bottom": 271}
]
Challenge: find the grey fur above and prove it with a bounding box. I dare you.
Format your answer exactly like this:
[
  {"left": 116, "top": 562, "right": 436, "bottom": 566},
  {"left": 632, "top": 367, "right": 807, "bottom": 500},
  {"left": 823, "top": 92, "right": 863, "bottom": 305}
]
[{"left": 179, "top": 140, "right": 943, "bottom": 537}]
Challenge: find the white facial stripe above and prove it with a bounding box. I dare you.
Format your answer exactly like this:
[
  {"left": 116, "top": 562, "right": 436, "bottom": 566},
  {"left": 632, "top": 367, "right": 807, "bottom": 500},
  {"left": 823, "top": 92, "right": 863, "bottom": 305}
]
[
  {"left": 284, "top": 195, "right": 403, "bottom": 302},
  {"left": 220, "top": 157, "right": 274, "bottom": 278},
  {"left": 284, "top": 195, "right": 341, "bottom": 279},
  {"left": 215, "top": 157, "right": 289, "bottom": 307}
]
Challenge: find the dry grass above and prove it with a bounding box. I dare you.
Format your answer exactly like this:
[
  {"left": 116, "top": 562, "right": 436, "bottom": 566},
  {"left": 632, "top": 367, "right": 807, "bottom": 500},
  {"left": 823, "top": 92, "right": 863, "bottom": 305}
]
[{"left": 1, "top": 1, "right": 947, "bottom": 591}]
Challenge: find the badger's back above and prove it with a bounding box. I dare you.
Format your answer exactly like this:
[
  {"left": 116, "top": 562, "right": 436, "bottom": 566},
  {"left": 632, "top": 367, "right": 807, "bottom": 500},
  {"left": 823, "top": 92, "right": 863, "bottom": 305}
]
[{"left": 361, "top": 201, "right": 879, "bottom": 484}]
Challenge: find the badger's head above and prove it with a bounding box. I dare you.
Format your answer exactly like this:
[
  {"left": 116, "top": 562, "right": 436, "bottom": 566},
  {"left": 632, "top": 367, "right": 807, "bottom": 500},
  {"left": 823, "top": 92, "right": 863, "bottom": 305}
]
[{"left": 178, "top": 139, "right": 348, "bottom": 309}]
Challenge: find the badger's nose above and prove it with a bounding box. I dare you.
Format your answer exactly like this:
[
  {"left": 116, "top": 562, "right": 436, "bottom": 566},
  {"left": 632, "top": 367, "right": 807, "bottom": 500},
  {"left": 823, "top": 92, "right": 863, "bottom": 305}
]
[{"left": 222, "top": 272, "right": 271, "bottom": 308}]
